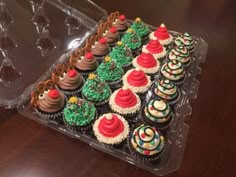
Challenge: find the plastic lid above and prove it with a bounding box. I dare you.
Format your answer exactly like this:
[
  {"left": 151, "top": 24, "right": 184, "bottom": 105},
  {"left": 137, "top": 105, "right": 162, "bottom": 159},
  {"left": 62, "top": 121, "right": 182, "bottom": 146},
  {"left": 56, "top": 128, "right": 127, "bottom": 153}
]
[{"left": 0, "top": 0, "right": 107, "bottom": 108}]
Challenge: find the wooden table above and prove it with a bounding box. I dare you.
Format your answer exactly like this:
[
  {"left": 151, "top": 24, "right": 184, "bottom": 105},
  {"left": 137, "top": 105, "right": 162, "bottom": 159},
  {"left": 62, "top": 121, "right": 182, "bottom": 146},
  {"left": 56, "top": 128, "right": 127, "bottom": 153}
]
[{"left": 1, "top": 0, "right": 235, "bottom": 176}]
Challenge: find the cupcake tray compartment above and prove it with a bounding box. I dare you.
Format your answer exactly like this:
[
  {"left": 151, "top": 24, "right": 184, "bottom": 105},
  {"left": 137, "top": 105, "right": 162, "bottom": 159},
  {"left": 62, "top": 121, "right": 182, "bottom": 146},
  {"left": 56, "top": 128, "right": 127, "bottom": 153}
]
[{"left": 17, "top": 19, "right": 208, "bottom": 176}]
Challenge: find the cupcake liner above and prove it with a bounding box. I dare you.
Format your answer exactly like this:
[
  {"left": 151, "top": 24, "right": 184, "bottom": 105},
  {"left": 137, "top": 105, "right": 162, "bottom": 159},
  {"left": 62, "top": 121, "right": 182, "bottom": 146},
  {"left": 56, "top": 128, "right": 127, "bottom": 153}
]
[
  {"left": 107, "top": 78, "right": 123, "bottom": 91},
  {"left": 141, "top": 34, "right": 150, "bottom": 45},
  {"left": 122, "top": 62, "right": 134, "bottom": 72},
  {"left": 132, "top": 46, "right": 142, "bottom": 57}
]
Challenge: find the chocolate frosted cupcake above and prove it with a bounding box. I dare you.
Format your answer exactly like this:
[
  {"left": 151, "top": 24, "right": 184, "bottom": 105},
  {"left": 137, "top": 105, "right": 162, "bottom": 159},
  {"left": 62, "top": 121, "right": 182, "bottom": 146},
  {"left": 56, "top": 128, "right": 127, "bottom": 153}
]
[
  {"left": 63, "top": 96, "right": 97, "bottom": 132},
  {"left": 82, "top": 73, "right": 112, "bottom": 106},
  {"left": 97, "top": 56, "right": 123, "bottom": 89},
  {"left": 109, "top": 41, "right": 133, "bottom": 70},
  {"left": 149, "top": 23, "right": 173, "bottom": 48},
  {"left": 121, "top": 28, "right": 142, "bottom": 56},
  {"left": 103, "top": 26, "right": 120, "bottom": 47},
  {"left": 91, "top": 37, "right": 110, "bottom": 62},
  {"left": 112, "top": 14, "right": 129, "bottom": 35},
  {"left": 167, "top": 45, "right": 191, "bottom": 67},
  {"left": 109, "top": 86, "right": 141, "bottom": 120},
  {"left": 153, "top": 79, "right": 180, "bottom": 105},
  {"left": 73, "top": 52, "right": 99, "bottom": 78},
  {"left": 142, "top": 39, "right": 167, "bottom": 61},
  {"left": 93, "top": 113, "right": 129, "bottom": 147},
  {"left": 174, "top": 32, "right": 195, "bottom": 53},
  {"left": 30, "top": 80, "right": 66, "bottom": 121},
  {"left": 128, "top": 124, "right": 165, "bottom": 162},
  {"left": 142, "top": 99, "right": 173, "bottom": 130},
  {"left": 130, "top": 17, "right": 150, "bottom": 43}
]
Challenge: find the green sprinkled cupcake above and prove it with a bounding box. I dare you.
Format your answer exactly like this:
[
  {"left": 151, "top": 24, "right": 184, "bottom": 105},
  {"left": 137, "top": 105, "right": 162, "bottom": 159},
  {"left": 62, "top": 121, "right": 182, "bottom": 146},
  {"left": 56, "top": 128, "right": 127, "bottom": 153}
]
[
  {"left": 82, "top": 73, "right": 112, "bottom": 106},
  {"left": 97, "top": 56, "right": 124, "bottom": 89},
  {"left": 63, "top": 96, "right": 97, "bottom": 132}
]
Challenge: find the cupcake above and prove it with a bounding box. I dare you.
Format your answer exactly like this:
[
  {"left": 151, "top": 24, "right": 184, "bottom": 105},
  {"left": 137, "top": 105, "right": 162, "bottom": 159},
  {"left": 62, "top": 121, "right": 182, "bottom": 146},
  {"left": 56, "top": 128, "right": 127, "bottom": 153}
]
[
  {"left": 97, "top": 56, "right": 124, "bottom": 89},
  {"left": 91, "top": 37, "right": 110, "bottom": 62},
  {"left": 93, "top": 113, "right": 129, "bottom": 147},
  {"left": 128, "top": 124, "right": 165, "bottom": 162},
  {"left": 109, "top": 41, "right": 133, "bottom": 70},
  {"left": 130, "top": 17, "right": 150, "bottom": 43},
  {"left": 142, "top": 39, "right": 167, "bottom": 60},
  {"left": 82, "top": 73, "right": 112, "bottom": 106},
  {"left": 30, "top": 80, "right": 66, "bottom": 121},
  {"left": 149, "top": 23, "right": 173, "bottom": 47},
  {"left": 167, "top": 45, "right": 191, "bottom": 67},
  {"left": 123, "top": 68, "right": 152, "bottom": 95},
  {"left": 153, "top": 79, "right": 180, "bottom": 105},
  {"left": 160, "top": 59, "right": 186, "bottom": 85},
  {"left": 73, "top": 52, "right": 99, "bottom": 78},
  {"left": 142, "top": 99, "right": 173, "bottom": 130},
  {"left": 121, "top": 28, "right": 142, "bottom": 56},
  {"left": 103, "top": 26, "right": 120, "bottom": 47},
  {"left": 132, "top": 52, "right": 160, "bottom": 79},
  {"left": 63, "top": 96, "right": 97, "bottom": 132},
  {"left": 174, "top": 32, "right": 195, "bottom": 53},
  {"left": 109, "top": 86, "right": 141, "bottom": 119},
  {"left": 112, "top": 14, "right": 129, "bottom": 35},
  {"left": 52, "top": 64, "right": 84, "bottom": 97}
]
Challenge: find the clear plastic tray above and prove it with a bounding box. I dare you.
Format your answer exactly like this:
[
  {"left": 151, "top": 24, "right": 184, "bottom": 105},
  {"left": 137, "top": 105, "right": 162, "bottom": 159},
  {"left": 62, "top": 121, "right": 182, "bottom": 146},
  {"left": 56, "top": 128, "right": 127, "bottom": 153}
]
[
  {"left": 17, "top": 21, "right": 208, "bottom": 176},
  {"left": 0, "top": 0, "right": 107, "bottom": 108}
]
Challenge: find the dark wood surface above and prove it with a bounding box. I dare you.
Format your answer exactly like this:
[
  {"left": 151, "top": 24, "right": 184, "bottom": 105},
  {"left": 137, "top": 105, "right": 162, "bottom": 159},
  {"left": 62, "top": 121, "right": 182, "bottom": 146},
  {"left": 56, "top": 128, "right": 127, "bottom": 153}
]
[{"left": 1, "top": 0, "right": 236, "bottom": 176}]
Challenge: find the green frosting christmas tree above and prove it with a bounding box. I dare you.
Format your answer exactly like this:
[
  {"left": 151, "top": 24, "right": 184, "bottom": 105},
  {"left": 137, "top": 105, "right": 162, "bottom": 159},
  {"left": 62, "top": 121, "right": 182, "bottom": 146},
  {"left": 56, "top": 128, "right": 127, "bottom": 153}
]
[
  {"left": 130, "top": 17, "right": 150, "bottom": 38},
  {"left": 121, "top": 28, "right": 142, "bottom": 50}
]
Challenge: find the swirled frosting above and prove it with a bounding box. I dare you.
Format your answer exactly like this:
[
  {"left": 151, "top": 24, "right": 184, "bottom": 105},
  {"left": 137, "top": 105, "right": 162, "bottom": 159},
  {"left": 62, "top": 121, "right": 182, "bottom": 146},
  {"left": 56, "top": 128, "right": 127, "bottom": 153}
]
[
  {"left": 130, "top": 125, "right": 165, "bottom": 156},
  {"left": 82, "top": 74, "right": 111, "bottom": 102},
  {"left": 130, "top": 17, "right": 150, "bottom": 38},
  {"left": 149, "top": 23, "right": 173, "bottom": 46},
  {"left": 91, "top": 37, "right": 110, "bottom": 56},
  {"left": 75, "top": 52, "right": 98, "bottom": 71},
  {"left": 144, "top": 99, "right": 172, "bottom": 123},
  {"left": 93, "top": 113, "right": 129, "bottom": 144},
  {"left": 168, "top": 45, "right": 190, "bottom": 65},
  {"left": 174, "top": 32, "right": 195, "bottom": 53},
  {"left": 63, "top": 97, "right": 96, "bottom": 126},
  {"left": 109, "top": 87, "right": 141, "bottom": 114},
  {"left": 103, "top": 27, "right": 119, "bottom": 44},
  {"left": 97, "top": 57, "right": 123, "bottom": 82},
  {"left": 132, "top": 52, "right": 160, "bottom": 74},
  {"left": 112, "top": 14, "right": 129, "bottom": 31},
  {"left": 38, "top": 89, "right": 65, "bottom": 113},
  {"left": 142, "top": 39, "right": 166, "bottom": 59},
  {"left": 121, "top": 28, "right": 142, "bottom": 50},
  {"left": 154, "top": 79, "right": 178, "bottom": 100},
  {"left": 123, "top": 68, "right": 152, "bottom": 93},
  {"left": 57, "top": 69, "right": 83, "bottom": 90},
  {"left": 161, "top": 59, "right": 185, "bottom": 81},
  {"left": 109, "top": 41, "right": 133, "bottom": 67}
]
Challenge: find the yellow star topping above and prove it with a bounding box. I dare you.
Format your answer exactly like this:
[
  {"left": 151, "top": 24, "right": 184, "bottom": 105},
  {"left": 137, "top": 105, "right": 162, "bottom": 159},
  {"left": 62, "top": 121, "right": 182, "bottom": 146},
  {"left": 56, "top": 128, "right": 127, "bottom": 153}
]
[
  {"left": 88, "top": 73, "right": 96, "bottom": 80},
  {"left": 104, "top": 56, "right": 111, "bottom": 62},
  {"left": 135, "top": 17, "right": 141, "bottom": 22},
  {"left": 117, "top": 41, "right": 123, "bottom": 46},
  {"left": 69, "top": 96, "right": 78, "bottom": 104}
]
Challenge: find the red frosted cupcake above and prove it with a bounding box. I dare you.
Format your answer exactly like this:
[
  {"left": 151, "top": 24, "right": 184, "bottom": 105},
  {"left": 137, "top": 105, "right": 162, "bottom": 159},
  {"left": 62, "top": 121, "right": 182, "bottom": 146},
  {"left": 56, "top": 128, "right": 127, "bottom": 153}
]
[
  {"left": 132, "top": 52, "right": 160, "bottom": 79},
  {"left": 93, "top": 113, "right": 129, "bottom": 147},
  {"left": 142, "top": 39, "right": 167, "bottom": 60},
  {"left": 149, "top": 23, "right": 173, "bottom": 47},
  {"left": 123, "top": 68, "right": 152, "bottom": 95},
  {"left": 109, "top": 86, "right": 141, "bottom": 119}
]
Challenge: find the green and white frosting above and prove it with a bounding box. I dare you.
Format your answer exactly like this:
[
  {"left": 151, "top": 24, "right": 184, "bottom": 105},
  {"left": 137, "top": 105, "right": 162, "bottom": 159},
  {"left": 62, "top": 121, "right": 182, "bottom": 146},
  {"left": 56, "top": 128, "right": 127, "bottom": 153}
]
[
  {"left": 174, "top": 32, "right": 195, "bottom": 52},
  {"left": 121, "top": 28, "right": 142, "bottom": 50},
  {"left": 154, "top": 79, "right": 178, "bottom": 100},
  {"left": 161, "top": 59, "right": 185, "bottom": 81},
  {"left": 144, "top": 99, "right": 172, "bottom": 123},
  {"left": 130, "top": 125, "right": 165, "bottom": 156},
  {"left": 168, "top": 45, "right": 190, "bottom": 65}
]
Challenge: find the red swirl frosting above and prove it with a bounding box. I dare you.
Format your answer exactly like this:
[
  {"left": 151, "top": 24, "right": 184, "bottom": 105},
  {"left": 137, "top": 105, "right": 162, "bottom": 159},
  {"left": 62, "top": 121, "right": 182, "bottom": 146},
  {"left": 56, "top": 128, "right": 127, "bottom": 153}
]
[
  {"left": 114, "top": 87, "right": 137, "bottom": 108},
  {"left": 154, "top": 23, "right": 170, "bottom": 40},
  {"left": 98, "top": 113, "right": 124, "bottom": 137},
  {"left": 127, "top": 69, "right": 148, "bottom": 86},
  {"left": 137, "top": 53, "right": 157, "bottom": 68},
  {"left": 146, "top": 39, "right": 163, "bottom": 54}
]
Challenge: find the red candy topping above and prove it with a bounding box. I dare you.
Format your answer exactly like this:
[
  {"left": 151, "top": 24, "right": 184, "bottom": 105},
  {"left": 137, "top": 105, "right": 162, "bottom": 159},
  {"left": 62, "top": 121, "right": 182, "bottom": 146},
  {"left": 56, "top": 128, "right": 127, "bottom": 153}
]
[
  {"left": 119, "top": 14, "right": 126, "bottom": 21},
  {"left": 127, "top": 69, "right": 148, "bottom": 86},
  {"left": 99, "top": 37, "right": 107, "bottom": 44},
  {"left": 110, "top": 26, "right": 117, "bottom": 33},
  {"left": 146, "top": 40, "right": 163, "bottom": 54},
  {"left": 137, "top": 53, "right": 157, "bottom": 68},
  {"left": 98, "top": 114, "right": 124, "bottom": 137},
  {"left": 67, "top": 69, "right": 77, "bottom": 77},
  {"left": 48, "top": 89, "right": 59, "bottom": 99},
  {"left": 154, "top": 23, "right": 170, "bottom": 40},
  {"left": 144, "top": 150, "right": 150, "bottom": 155},
  {"left": 115, "top": 88, "right": 137, "bottom": 108},
  {"left": 85, "top": 52, "right": 94, "bottom": 59}
]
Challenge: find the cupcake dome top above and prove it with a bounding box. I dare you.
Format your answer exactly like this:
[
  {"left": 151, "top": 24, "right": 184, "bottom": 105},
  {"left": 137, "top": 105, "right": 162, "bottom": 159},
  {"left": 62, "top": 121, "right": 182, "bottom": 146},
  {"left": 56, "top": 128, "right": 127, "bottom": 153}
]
[
  {"left": 168, "top": 45, "right": 190, "bottom": 64},
  {"left": 174, "top": 32, "right": 194, "bottom": 52},
  {"left": 121, "top": 28, "right": 142, "bottom": 50},
  {"left": 91, "top": 37, "right": 110, "bottom": 56},
  {"left": 75, "top": 52, "right": 99, "bottom": 71},
  {"left": 136, "top": 52, "right": 158, "bottom": 68},
  {"left": 154, "top": 23, "right": 170, "bottom": 40},
  {"left": 112, "top": 14, "right": 129, "bottom": 31},
  {"left": 130, "top": 17, "right": 150, "bottom": 37}
]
